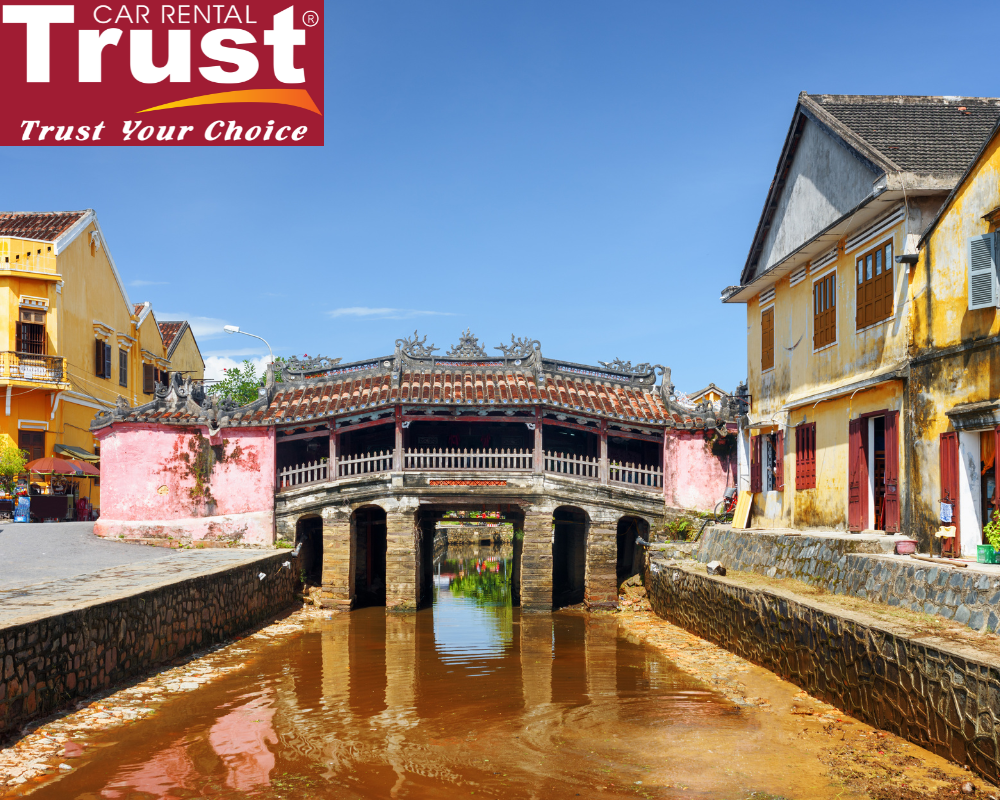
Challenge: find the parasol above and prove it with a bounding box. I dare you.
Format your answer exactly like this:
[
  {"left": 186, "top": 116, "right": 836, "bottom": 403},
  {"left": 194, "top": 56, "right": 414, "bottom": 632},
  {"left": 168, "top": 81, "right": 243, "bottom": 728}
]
[
  {"left": 64, "top": 459, "right": 100, "bottom": 476},
  {"left": 25, "top": 457, "right": 85, "bottom": 476}
]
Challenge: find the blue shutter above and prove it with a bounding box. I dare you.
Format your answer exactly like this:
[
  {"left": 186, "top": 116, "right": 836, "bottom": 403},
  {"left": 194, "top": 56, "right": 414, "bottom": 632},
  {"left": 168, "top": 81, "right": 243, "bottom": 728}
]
[{"left": 968, "top": 233, "right": 998, "bottom": 310}]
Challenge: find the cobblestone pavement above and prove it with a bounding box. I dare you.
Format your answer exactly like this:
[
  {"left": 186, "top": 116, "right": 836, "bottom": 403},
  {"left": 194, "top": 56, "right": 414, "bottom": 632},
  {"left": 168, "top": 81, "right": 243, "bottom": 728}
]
[
  {"left": 0, "top": 548, "right": 286, "bottom": 628},
  {"left": 0, "top": 522, "right": 174, "bottom": 589}
]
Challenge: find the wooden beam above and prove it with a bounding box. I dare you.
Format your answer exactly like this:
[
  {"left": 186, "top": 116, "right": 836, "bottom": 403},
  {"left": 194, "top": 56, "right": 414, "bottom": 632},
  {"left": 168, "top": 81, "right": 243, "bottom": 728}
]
[
  {"left": 608, "top": 428, "right": 663, "bottom": 444},
  {"left": 277, "top": 429, "right": 330, "bottom": 443},
  {"left": 334, "top": 418, "right": 394, "bottom": 435},
  {"left": 541, "top": 417, "right": 600, "bottom": 435},
  {"left": 401, "top": 414, "right": 533, "bottom": 424}
]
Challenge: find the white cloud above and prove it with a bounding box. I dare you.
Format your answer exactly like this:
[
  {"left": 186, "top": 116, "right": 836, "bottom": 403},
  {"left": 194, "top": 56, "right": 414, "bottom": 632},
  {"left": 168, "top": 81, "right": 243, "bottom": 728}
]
[
  {"left": 327, "top": 307, "right": 454, "bottom": 320},
  {"left": 204, "top": 346, "right": 270, "bottom": 358},
  {"left": 157, "top": 313, "right": 229, "bottom": 339},
  {"left": 129, "top": 280, "right": 168, "bottom": 286},
  {"left": 204, "top": 355, "right": 271, "bottom": 383}
]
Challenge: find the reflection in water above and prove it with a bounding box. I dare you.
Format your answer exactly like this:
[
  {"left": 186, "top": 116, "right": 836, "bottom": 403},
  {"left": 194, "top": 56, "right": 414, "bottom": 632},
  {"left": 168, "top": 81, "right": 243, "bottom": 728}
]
[{"left": 33, "top": 542, "right": 855, "bottom": 800}]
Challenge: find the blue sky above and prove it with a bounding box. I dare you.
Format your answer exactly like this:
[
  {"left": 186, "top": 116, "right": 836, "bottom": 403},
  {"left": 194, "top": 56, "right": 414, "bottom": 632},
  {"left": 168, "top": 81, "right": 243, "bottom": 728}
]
[{"left": 3, "top": 0, "right": 998, "bottom": 391}]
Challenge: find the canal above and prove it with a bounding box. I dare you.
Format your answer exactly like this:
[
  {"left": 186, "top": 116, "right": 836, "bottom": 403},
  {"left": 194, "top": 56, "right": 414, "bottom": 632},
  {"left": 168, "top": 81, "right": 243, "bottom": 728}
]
[{"left": 19, "top": 543, "right": 927, "bottom": 799}]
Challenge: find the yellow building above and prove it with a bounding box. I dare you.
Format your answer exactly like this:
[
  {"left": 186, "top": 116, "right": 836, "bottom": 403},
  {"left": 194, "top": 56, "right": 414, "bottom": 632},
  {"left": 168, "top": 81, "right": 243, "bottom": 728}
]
[
  {"left": 723, "top": 94, "right": 1000, "bottom": 539},
  {"left": 907, "top": 119, "right": 1000, "bottom": 556},
  {"left": 0, "top": 210, "right": 204, "bottom": 514},
  {"left": 687, "top": 384, "right": 729, "bottom": 406}
]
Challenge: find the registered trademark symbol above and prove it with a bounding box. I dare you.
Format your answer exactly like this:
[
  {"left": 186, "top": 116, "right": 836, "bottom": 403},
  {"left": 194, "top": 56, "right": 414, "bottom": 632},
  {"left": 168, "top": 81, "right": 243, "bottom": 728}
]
[{"left": 303, "top": 10, "right": 319, "bottom": 26}]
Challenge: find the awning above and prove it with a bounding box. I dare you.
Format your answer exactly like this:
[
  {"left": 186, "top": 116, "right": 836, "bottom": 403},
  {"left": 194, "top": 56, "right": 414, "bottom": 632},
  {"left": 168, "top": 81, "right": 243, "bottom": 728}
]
[{"left": 53, "top": 444, "right": 99, "bottom": 463}]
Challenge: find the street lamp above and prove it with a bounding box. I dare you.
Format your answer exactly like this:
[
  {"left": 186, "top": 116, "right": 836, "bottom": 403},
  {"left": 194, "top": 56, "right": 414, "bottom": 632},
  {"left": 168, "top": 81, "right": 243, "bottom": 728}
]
[{"left": 223, "top": 325, "right": 274, "bottom": 364}]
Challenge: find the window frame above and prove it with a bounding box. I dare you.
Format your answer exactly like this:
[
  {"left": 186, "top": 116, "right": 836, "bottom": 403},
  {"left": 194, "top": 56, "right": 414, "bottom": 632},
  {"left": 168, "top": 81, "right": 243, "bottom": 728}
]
[
  {"left": 118, "top": 349, "right": 128, "bottom": 388},
  {"left": 812, "top": 268, "right": 837, "bottom": 351},
  {"left": 760, "top": 304, "right": 775, "bottom": 373},
  {"left": 143, "top": 362, "right": 155, "bottom": 394},
  {"left": 855, "top": 239, "right": 894, "bottom": 331},
  {"left": 795, "top": 422, "right": 817, "bottom": 490}
]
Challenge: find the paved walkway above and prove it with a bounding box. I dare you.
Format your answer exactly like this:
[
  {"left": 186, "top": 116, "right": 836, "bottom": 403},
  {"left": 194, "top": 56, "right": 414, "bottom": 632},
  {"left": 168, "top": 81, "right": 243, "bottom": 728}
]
[{"left": 0, "top": 522, "right": 287, "bottom": 628}]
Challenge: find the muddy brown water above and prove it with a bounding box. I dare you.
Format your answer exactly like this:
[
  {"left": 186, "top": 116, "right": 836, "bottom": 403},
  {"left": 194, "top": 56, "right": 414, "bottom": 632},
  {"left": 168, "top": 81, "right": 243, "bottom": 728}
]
[{"left": 29, "top": 546, "right": 869, "bottom": 799}]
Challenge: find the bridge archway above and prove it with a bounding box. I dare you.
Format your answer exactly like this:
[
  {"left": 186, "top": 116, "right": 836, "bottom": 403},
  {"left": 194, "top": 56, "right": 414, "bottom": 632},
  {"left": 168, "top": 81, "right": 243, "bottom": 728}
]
[
  {"left": 552, "top": 506, "right": 588, "bottom": 608},
  {"left": 295, "top": 514, "right": 324, "bottom": 586},
  {"left": 616, "top": 516, "right": 649, "bottom": 587},
  {"left": 353, "top": 506, "right": 387, "bottom": 608}
]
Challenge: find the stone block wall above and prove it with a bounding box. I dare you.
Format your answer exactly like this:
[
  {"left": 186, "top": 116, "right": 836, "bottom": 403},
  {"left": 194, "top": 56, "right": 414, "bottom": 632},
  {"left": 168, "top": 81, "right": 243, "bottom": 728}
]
[
  {"left": 385, "top": 511, "right": 418, "bottom": 610},
  {"left": 0, "top": 553, "right": 298, "bottom": 738},
  {"left": 585, "top": 526, "right": 617, "bottom": 608},
  {"left": 645, "top": 558, "right": 1000, "bottom": 784},
  {"left": 520, "top": 512, "right": 552, "bottom": 610},
  {"left": 691, "top": 527, "right": 1000, "bottom": 634}
]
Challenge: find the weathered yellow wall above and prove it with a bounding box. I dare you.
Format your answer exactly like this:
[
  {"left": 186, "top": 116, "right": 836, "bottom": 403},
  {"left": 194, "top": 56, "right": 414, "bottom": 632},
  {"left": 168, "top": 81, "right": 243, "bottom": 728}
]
[
  {"left": 747, "top": 215, "right": 911, "bottom": 530},
  {"left": 906, "top": 132, "right": 1000, "bottom": 547},
  {"left": 165, "top": 326, "right": 205, "bottom": 381}
]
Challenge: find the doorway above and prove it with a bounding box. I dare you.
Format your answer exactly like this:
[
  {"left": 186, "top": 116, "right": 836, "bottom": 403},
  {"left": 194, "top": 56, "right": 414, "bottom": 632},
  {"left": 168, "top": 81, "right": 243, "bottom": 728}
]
[
  {"left": 849, "top": 411, "right": 899, "bottom": 532},
  {"left": 552, "top": 506, "right": 587, "bottom": 608},
  {"left": 295, "top": 515, "right": 323, "bottom": 586},
  {"left": 353, "top": 506, "right": 387, "bottom": 607},
  {"left": 616, "top": 516, "right": 648, "bottom": 586}
]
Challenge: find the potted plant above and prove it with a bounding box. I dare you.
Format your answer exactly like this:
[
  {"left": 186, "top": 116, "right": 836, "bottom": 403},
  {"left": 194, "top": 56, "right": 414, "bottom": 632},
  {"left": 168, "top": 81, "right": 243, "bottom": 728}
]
[{"left": 979, "top": 510, "right": 1000, "bottom": 564}]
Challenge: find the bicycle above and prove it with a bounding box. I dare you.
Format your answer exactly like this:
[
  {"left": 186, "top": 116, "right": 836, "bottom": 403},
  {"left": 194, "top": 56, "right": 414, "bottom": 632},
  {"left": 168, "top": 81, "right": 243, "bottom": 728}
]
[{"left": 713, "top": 487, "right": 739, "bottom": 524}]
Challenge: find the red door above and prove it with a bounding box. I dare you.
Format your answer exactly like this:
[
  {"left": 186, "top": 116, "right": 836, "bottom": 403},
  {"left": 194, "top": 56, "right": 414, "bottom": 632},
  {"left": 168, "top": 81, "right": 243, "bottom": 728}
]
[
  {"left": 884, "top": 412, "right": 900, "bottom": 532},
  {"left": 848, "top": 419, "right": 868, "bottom": 531},
  {"left": 940, "top": 431, "right": 960, "bottom": 556},
  {"left": 750, "top": 435, "right": 761, "bottom": 493}
]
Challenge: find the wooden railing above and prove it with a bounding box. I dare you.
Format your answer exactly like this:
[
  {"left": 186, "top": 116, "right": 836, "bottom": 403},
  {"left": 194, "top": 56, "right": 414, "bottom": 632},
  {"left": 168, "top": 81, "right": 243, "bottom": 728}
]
[
  {"left": 609, "top": 461, "right": 663, "bottom": 490},
  {"left": 543, "top": 451, "right": 600, "bottom": 481},
  {"left": 338, "top": 450, "right": 393, "bottom": 477},
  {"left": 403, "top": 448, "right": 533, "bottom": 471},
  {"left": 278, "top": 460, "right": 328, "bottom": 490}
]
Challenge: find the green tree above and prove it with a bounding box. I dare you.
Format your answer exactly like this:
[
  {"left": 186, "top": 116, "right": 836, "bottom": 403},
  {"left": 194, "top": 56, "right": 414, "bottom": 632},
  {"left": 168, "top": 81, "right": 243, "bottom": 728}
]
[
  {"left": 207, "top": 357, "right": 285, "bottom": 405},
  {"left": 0, "top": 445, "right": 29, "bottom": 498}
]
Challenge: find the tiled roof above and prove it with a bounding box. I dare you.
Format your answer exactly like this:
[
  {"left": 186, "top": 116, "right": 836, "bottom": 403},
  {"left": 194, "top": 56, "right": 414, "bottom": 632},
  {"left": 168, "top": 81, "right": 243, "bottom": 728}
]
[
  {"left": 158, "top": 321, "right": 183, "bottom": 348},
  {"left": 807, "top": 94, "right": 1000, "bottom": 174},
  {"left": 132, "top": 303, "right": 146, "bottom": 316},
  {"left": 0, "top": 211, "right": 86, "bottom": 241}
]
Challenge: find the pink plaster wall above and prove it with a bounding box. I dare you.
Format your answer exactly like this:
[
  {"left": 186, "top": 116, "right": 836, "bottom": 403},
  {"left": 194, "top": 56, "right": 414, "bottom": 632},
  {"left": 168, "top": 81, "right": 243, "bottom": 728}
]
[
  {"left": 664, "top": 430, "right": 736, "bottom": 511},
  {"left": 94, "top": 424, "right": 275, "bottom": 545}
]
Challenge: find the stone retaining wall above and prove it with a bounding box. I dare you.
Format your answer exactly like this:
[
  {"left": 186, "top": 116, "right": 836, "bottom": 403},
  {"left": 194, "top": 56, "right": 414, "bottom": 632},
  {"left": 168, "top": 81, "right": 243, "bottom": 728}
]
[
  {"left": 689, "top": 527, "right": 1000, "bottom": 634},
  {"left": 645, "top": 557, "right": 1000, "bottom": 783},
  {"left": 0, "top": 553, "right": 298, "bottom": 738}
]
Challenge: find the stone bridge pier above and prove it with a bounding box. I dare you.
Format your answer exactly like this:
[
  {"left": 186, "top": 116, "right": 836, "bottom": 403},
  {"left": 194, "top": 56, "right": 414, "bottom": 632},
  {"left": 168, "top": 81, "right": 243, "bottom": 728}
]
[{"left": 279, "top": 480, "right": 658, "bottom": 612}]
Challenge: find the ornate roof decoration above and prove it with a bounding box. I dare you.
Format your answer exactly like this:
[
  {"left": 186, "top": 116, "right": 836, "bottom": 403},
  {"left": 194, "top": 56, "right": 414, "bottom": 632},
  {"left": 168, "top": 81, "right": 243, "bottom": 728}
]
[
  {"left": 446, "top": 329, "right": 488, "bottom": 359},
  {"left": 91, "top": 331, "right": 733, "bottom": 433}
]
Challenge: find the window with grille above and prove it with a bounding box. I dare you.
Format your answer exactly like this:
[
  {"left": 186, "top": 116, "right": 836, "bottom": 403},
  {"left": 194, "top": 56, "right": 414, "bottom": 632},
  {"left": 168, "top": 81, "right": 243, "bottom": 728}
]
[
  {"left": 16, "top": 309, "right": 46, "bottom": 355},
  {"left": 813, "top": 272, "right": 836, "bottom": 349},
  {"left": 856, "top": 240, "right": 894, "bottom": 329},
  {"left": 119, "top": 350, "right": 128, "bottom": 387},
  {"left": 796, "top": 423, "right": 816, "bottom": 490},
  {"left": 761, "top": 306, "right": 774, "bottom": 371}
]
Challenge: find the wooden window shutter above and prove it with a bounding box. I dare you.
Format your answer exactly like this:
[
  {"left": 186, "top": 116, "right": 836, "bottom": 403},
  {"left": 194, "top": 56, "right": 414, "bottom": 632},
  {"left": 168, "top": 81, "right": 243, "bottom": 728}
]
[
  {"left": 104, "top": 343, "right": 112, "bottom": 381},
  {"left": 95, "top": 339, "right": 105, "bottom": 377},
  {"left": 143, "top": 363, "right": 155, "bottom": 394},
  {"left": 940, "top": 432, "right": 961, "bottom": 555},
  {"left": 761, "top": 308, "right": 774, "bottom": 371},
  {"left": 848, "top": 419, "right": 864, "bottom": 531},
  {"left": 750, "top": 434, "right": 761, "bottom": 493},
  {"left": 795, "top": 423, "right": 816, "bottom": 490},
  {"left": 968, "top": 233, "right": 999, "bottom": 310},
  {"left": 884, "top": 411, "right": 900, "bottom": 532},
  {"left": 775, "top": 430, "right": 784, "bottom": 490},
  {"left": 995, "top": 425, "right": 1000, "bottom": 508}
]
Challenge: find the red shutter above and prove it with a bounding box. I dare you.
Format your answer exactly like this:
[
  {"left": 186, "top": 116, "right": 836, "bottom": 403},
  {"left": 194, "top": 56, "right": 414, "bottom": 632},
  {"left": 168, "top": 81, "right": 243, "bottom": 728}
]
[
  {"left": 775, "top": 430, "right": 784, "bottom": 490},
  {"left": 995, "top": 425, "right": 1000, "bottom": 508},
  {"left": 940, "top": 432, "right": 960, "bottom": 556},
  {"left": 750, "top": 434, "right": 761, "bottom": 493},
  {"left": 884, "top": 411, "right": 900, "bottom": 532},
  {"left": 848, "top": 419, "right": 864, "bottom": 531}
]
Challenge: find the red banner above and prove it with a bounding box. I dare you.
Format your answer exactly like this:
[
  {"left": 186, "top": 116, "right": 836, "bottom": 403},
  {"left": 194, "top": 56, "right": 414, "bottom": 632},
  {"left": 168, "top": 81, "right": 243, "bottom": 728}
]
[{"left": 0, "top": 1, "right": 323, "bottom": 145}]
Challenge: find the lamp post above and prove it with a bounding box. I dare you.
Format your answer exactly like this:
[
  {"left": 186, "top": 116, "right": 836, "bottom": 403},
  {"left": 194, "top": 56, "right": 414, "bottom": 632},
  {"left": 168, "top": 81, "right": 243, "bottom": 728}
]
[{"left": 223, "top": 325, "right": 274, "bottom": 365}]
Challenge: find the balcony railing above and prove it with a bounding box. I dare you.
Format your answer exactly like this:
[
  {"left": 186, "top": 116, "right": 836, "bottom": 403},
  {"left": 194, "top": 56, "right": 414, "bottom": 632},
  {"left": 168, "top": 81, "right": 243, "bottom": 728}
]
[
  {"left": 0, "top": 352, "right": 66, "bottom": 383},
  {"left": 544, "top": 451, "right": 600, "bottom": 480},
  {"left": 403, "top": 447, "right": 533, "bottom": 471},
  {"left": 0, "top": 240, "right": 58, "bottom": 275},
  {"left": 609, "top": 461, "right": 663, "bottom": 490},
  {"left": 277, "top": 448, "right": 663, "bottom": 494},
  {"left": 278, "top": 460, "right": 328, "bottom": 490}
]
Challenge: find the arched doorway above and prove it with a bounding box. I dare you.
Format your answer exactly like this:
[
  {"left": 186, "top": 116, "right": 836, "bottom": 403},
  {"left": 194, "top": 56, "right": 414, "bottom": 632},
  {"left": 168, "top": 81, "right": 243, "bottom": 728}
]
[
  {"left": 552, "top": 506, "right": 587, "bottom": 608},
  {"left": 353, "top": 506, "right": 387, "bottom": 607},
  {"left": 295, "top": 515, "right": 323, "bottom": 586},
  {"left": 616, "top": 516, "right": 649, "bottom": 587}
]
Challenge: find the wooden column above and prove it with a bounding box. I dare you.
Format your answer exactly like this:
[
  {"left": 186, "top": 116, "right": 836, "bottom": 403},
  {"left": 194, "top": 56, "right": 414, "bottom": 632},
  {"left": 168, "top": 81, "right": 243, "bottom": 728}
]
[
  {"left": 393, "top": 405, "right": 403, "bottom": 471},
  {"left": 662, "top": 429, "right": 671, "bottom": 503},
  {"left": 599, "top": 419, "right": 608, "bottom": 485},
  {"left": 533, "top": 407, "right": 543, "bottom": 473},
  {"left": 329, "top": 428, "right": 339, "bottom": 481}
]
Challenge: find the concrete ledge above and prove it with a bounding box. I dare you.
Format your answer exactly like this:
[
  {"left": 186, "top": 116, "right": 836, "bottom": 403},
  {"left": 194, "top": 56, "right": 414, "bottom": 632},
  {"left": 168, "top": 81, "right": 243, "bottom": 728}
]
[
  {"left": 690, "top": 526, "right": 1000, "bottom": 634},
  {"left": 95, "top": 510, "right": 275, "bottom": 546},
  {"left": 0, "top": 551, "right": 298, "bottom": 738},
  {"left": 645, "top": 556, "right": 1000, "bottom": 784}
]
